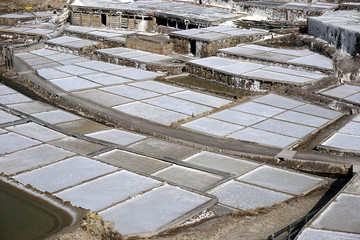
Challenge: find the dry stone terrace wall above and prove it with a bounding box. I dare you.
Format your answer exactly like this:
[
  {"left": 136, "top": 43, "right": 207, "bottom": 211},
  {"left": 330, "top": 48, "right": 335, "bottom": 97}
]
[
  {"left": 308, "top": 11, "right": 360, "bottom": 56},
  {"left": 170, "top": 27, "right": 269, "bottom": 58}
]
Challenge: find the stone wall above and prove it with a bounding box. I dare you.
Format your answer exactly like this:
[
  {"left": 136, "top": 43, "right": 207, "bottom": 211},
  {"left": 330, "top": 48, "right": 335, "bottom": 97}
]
[
  {"left": 125, "top": 38, "right": 174, "bottom": 55},
  {"left": 171, "top": 33, "right": 268, "bottom": 58},
  {"left": 308, "top": 16, "right": 360, "bottom": 56},
  {"left": 71, "top": 9, "right": 156, "bottom": 31},
  {"left": 185, "top": 64, "right": 280, "bottom": 92},
  {"left": 95, "top": 52, "right": 184, "bottom": 75},
  {"left": 0, "top": 16, "right": 35, "bottom": 26}
]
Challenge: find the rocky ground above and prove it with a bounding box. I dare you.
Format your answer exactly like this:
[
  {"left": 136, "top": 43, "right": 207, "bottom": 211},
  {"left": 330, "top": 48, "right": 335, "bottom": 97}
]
[{"left": 0, "top": 0, "right": 70, "bottom": 13}]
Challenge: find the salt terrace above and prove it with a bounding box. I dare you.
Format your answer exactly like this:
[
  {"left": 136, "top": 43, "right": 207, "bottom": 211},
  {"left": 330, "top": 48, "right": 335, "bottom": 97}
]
[
  {"left": 182, "top": 93, "right": 342, "bottom": 148},
  {"left": 218, "top": 44, "right": 334, "bottom": 72},
  {"left": 319, "top": 83, "right": 360, "bottom": 105},
  {"left": 319, "top": 115, "right": 360, "bottom": 154},
  {"left": 186, "top": 55, "right": 329, "bottom": 89},
  {"left": 297, "top": 172, "right": 360, "bottom": 239},
  {"left": 71, "top": 0, "right": 238, "bottom": 27},
  {"left": 2, "top": 0, "right": 360, "bottom": 238},
  {"left": 16, "top": 48, "right": 236, "bottom": 126},
  {"left": 0, "top": 83, "right": 327, "bottom": 237}
]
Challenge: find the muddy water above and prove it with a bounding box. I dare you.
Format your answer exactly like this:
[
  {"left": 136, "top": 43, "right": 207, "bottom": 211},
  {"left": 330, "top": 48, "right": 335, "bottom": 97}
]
[
  {"left": 0, "top": 180, "right": 73, "bottom": 240},
  {"left": 165, "top": 75, "right": 259, "bottom": 100}
]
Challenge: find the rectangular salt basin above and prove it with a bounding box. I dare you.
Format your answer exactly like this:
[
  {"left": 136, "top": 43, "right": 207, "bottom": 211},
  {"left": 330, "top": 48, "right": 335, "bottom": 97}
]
[
  {"left": 32, "top": 110, "right": 82, "bottom": 124},
  {"left": 288, "top": 54, "right": 333, "bottom": 70},
  {"left": 32, "top": 62, "right": 62, "bottom": 70},
  {"left": 75, "top": 61, "right": 126, "bottom": 72},
  {"left": 253, "top": 94, "right": 304, "bottom": 109},
  {"left": 345, "top": 92, "right": 360, "bottom": 104},
  {"left": 338, "top": 122, "right": 360, "bottom": 136},
  {"left": 0, "top": 86, "right": 19, "bottom": 96},
  {"left": 89, "top": 31, "right": 123, "bottom": 38},
  {"left": 321, "top": 133, "right": 360, "bottom": 151},
  {"left": 114, "top": 102, "right": 187, "bottom": 126},
  {"left": 30, "top": 48, "right": 59, "bottom": 56},
  {"left": 6, "top": 122, "right": 66, "bottom": 142},
  {"left": 192, "top": 32, "right": 229, "bottom": 41},
  {"left": 231, "top": 101, "right": 285, "bottom": 117},
  {"left": 24, "top": 57, "right": 54, "bottom": 66},
  {"left": 205, "top": 26, "right": 237, "bottom": 32},
  {"left": 210, "top": 109, "right": 266, "bottom": 126},
  {"left": 344, "top": 174, "right": 360, "bottom": 195},
  {"left": 113, "top": 50, "right": 151, "bottom": 59},
  {"left": 63, "top": 40, "right": 99, "bottom": 48},
  {"left": 49, "top": 137, "right": 106, "bottom": 155},
  {"left": 47, "top": 36, "right": 80, "bottom": 44},
  {"left": 189, "top": 57, "right": 238, "bottom": 69},
  {"left": 0, "top": 93, "right": 32, "bottom": 105},
  {"left": 243, "top": 44, "right": 276, "bottom": 52},
  {"left": 171, "top": 90, "right": 231, "bottom": 108},
  {"left": 96, "top": 47, "right": 133, "bottom": 55},
  {"left": 321, "top": 84, "right": 360, "bottom": 99},
  {"left": 183, "top": 151, "right": 259, "bottom": 175},
  {"left": 297, "top": 228, "right": 360, "bottom": 240},
  {"left": 95, "top": 150, "right": 171, "bottom": 174},
  {"left": 243, "top": 69, "right": 313, "bottom": 84},
  {"left": 152, "top": 165, "right": 222, "bottom": 191},
  {"left": 237, "top": 165, "right": 324, "bottom": 195},
  {"left": 15, "top": 53, "right": 37, "bottom": 60},
  {"left": 108, "top": 68, "right": 162, "bottom": 81},
  {"left": 7, "top": 101, "right": 56, "bottom": 114},
  {"left": 311, "top": 193, "right": 360, "bottom": 233},
  {"left": 182, "top": 117, "right": 243, "bottom": 136},
  {"left": 271, "top": 48, "right": 313, "bottom": 57},
  {"left": 228, "top": 128, "right": 298, "bottom": 148},
  {"left": 101, "top": 85, "right": 160, "bottom": 100},
  {"left": 81, "top": 73, "right": 131, "bottom": 86},
  {"left": 14, "top": 156, "right": 118, "bottom": 193},
  {"left": 73, "top": 89, "right": 132, "bottom": 107},
  {"left": 129, "top": 81, "right": 183, "bottom": 94},
  {"left": 51, "top": 76, "right": 100, "bottom": 91},
  {"left": 263, "top": 66, "right": 327, "bottom": 79},
  {"left": 293, "top": 104, "right": 341, "bottom": 119},
  {"left": 0, "top": 132, "right": 41, "bottom": 154},
  {"left": 208, "top": 180, "right": 292, "bottom": 210},
  {"left": 145, "top": 96, "right": 212, "bottom": 116},
  {"left": 55, "top": 119, "right": 109, "bottom": 135},
  {"left": 37, "top": 68, "right": 72, "bottom": 80},
  {"left": 0, "top": 110, "right": 20, "bottom": 124},
  {"left": 0, "top": 144, "right": 74, "bottom": 175},
  {"left": 55, "top": 65, "right": 97, "bottom": 75},
  {"left": 251, "top": 52, "right": 297, "bottom": 62},
  {"left": 56, "top": 170, "right": 161, "bottom": 211},
  {"left": 217, "top": 62, "right": 264, "bottom": 75},
  {"left": 218, "top": 46, "right": 264, "bottom": 56},
  {"left": 86, "top": 129, "right": 146, "bottom": 146},
  {"left": 59, "top": 57, "right": 89, "bottom": 65},
  {"left": 252, "top": 119, "right": 315, "bottom": 138},
  {"left": 128, "top": 138, "right": 199, "bottom": 160},
  {"left": 99, "top": 184, "right": 211, "bottom": 236},
  {"left": 133, "top": 54, "right": 172, "bottom": 63},
  {"left": 46, "top": 53, "right": 79, "bottom": 61},
  {"left": 274, "top": 111, "right": 329, "bottom": 127}
]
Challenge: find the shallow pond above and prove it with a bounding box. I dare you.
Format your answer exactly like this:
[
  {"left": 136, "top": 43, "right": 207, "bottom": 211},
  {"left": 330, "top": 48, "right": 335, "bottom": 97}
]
[{"left": 0, "top": 180, "right": 73, "bottom": 240}]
